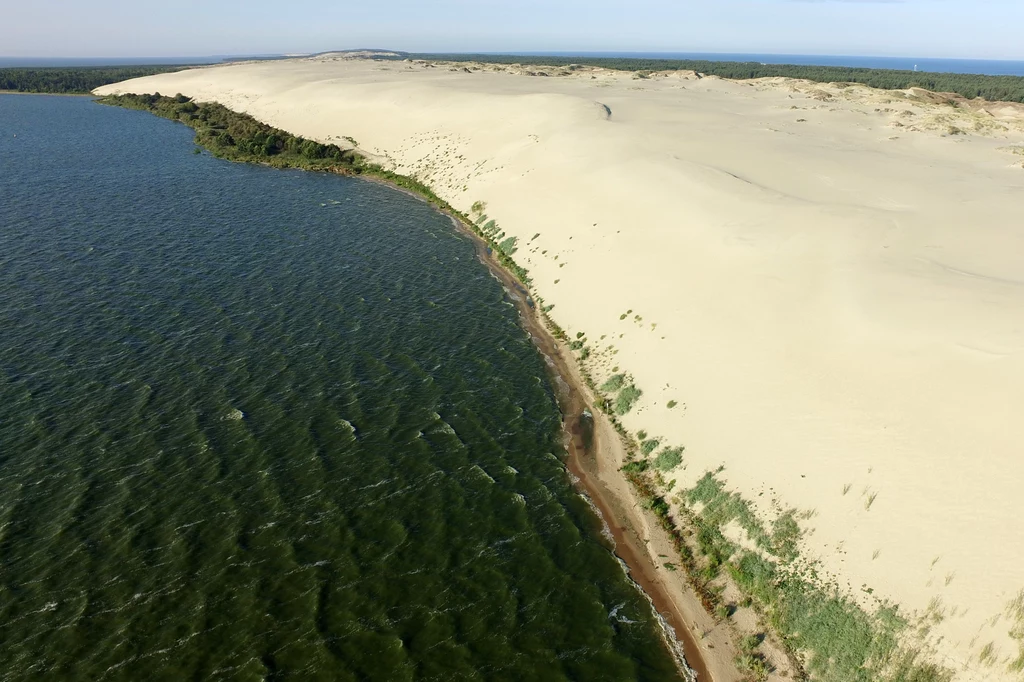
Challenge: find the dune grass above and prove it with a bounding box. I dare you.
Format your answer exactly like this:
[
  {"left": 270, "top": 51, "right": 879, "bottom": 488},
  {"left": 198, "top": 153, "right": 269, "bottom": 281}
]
[
  {"left": 640, "top": 438, "right": 661, "bottom": 456},
  {"left": 678, "top": 471, "right": 953, "bottom": 682},
  {"left": 614, "top": 384, "right": 642, "bottom": 415},
  {"left": 601, "top": 374, "right": 625, "bottom": 392},
  {"left": 653, "top": 447, "right": 683, "bottom": 472}
]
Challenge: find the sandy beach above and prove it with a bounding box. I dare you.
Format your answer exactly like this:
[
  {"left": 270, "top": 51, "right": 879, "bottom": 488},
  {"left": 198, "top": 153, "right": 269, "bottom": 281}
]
[{"left": 98, "top": 56, "right": 1024, "bottom": 681}]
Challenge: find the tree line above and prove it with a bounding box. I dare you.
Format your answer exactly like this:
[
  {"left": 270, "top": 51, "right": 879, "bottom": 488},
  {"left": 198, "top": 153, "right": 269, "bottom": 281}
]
[
  {"left": 0, "top": 66, "right": 190, "bottom": 94},
  {"left": 98, "top": 93, "right": 362, "bottom": 168},
  {"left": 399, "top": 53, "right": 1024, "bottom": 104}
]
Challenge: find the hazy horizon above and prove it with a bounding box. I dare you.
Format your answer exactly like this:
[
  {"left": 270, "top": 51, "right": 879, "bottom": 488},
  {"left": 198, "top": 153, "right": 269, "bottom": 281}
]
[
  {"left": 3, "top": 0, "right": 1022, "bottom": 62},
  {"left": 6, "top": 50, "right": 1024, "bottom": 67}
]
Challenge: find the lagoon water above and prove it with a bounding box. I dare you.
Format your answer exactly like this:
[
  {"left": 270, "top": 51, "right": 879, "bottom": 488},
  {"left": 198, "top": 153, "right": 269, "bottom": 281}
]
[{"left": 0, "top": 95, "right": 682, "bottom": 680}]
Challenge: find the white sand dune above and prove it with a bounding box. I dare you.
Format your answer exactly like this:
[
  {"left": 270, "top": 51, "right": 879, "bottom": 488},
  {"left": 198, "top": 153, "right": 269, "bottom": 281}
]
[{"left": 98, "top": 58, "right": 1024, "bottom": 681}]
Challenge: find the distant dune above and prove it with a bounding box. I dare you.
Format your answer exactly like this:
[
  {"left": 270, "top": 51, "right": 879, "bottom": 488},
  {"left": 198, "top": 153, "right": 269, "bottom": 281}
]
[{"left": 98, "top": 57, "right": 1024, "bottom": 682}]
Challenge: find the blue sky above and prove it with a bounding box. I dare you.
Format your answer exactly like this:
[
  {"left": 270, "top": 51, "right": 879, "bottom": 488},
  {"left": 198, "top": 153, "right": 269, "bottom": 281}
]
[{"left": 4, "top": 0, "right": 1022, "bottom": 60}]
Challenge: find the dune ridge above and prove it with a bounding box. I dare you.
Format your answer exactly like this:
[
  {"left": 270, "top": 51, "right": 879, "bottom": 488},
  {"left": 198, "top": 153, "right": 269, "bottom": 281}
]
[{"left": 97, "top": 57, "right": 1024, "bottom": 681}]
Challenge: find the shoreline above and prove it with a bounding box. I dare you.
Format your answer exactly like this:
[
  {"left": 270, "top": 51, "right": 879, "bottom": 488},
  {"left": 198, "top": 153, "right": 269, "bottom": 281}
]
[
  {"left": 0, "top": 90, "right": 93, "bottom": 96},
  {"left": 376, "top": 176, "right": 716, "bottom": 680},
  {"left": 452, "top": 213, "right": 710, "bottom": 682}
]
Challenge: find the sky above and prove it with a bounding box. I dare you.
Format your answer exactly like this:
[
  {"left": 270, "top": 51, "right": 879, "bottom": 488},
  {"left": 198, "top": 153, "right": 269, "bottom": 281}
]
[{"left": 3, "top": 0, "right": 1022, "bottom": 61}]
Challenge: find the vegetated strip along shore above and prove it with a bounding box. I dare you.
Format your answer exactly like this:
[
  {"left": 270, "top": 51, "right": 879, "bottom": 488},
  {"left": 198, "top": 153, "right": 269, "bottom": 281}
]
[{"left": 94, "top": 94, "right": 708, "bottom": 680}]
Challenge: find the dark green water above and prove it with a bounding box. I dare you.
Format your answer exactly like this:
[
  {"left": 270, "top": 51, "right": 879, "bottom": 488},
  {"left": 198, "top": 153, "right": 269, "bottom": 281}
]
[{"left": 0, "top": 95, "right": 682, "bottom": 681}]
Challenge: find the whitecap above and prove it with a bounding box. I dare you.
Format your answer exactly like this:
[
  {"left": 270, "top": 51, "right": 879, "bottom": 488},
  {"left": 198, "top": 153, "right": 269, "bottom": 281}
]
[{"left": 470, "top": 465, "right": 495, "bottom": 484}]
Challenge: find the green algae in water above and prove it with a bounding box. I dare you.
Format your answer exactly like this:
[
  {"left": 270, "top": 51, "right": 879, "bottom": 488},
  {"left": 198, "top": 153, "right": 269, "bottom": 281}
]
[{"left": 0, "top": 95, "right": 684, "bottom": 681}]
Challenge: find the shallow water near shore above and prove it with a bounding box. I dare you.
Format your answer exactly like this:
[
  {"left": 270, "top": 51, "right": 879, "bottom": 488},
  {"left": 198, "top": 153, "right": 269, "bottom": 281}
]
[{"left": 0, "top": 95, "right": 683, "bottom": 680}]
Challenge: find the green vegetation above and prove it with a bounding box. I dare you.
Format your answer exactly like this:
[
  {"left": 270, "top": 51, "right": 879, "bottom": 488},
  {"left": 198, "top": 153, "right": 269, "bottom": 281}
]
[
  {"left": 770, "top": 510, "right": 803, "bottom": 561},
  {"left": 614, "top": 384, "right": 642, "bottom": 415},
  {"left": 598, "top": 373, "right": 641, "bottom": 415},
  {"left": 730, "top": 554, "right": 952, "bottom": 682},
  {"left": 640, "top": 439, "right": 660, "bottom": 456},
  {"left": 401, "top": 53, "right": 1024, "bottom": 103},
  {"left": 675, "top": 471, "right": 951, "bottom": 682},
  {"left": 735, "top": 633, "right": 770, "bottom": 681},
  {"left": 1, "top": 66, "right": 191, "bottom": 94},
  {"left": 601, "top": 374, "right": 625, "bottom": 393},
  {"left": 497, "top": 235, "right": 518, "bottom": 255},
  {"left": 653, "top": 447, "right": 682, "bottom": 472},
  {"left": 666, "top": 400, "right": 678, "bottom": 409},
  {"left": 99, "top": 93, "right": 362, "bottom": 169},
  {"left": 622, "top": 460, "right": 650, "bottom": 475},
  {"left": 1008, "top": 591, "right": 1024, "bottom": 673},
  {"left": 687, "top": 472, "right": 773, "bottom": 556}
]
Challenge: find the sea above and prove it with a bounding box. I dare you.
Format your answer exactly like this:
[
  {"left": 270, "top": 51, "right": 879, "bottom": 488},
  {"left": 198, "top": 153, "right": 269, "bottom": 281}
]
[
  {"left": 0, "top": 95, "right": 684, "bottom": 681},
  {"left": 497, "top": 52, "right": 1024, "bottom": 77},
  {"left": 3, "top": 53, "right": 1024, "bottom": 76}
]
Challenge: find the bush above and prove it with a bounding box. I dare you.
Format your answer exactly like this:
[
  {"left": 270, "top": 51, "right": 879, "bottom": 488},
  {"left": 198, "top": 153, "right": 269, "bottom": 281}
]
[
  {"left": 601, "top": 374, "right": 625, "bottom": 392},
  {"left": 735, "top": 652, "right": 770, "bottom": 681},
  {"left": 497, "top": 235, "right": 518, "bottom": 255},
  {"left": 622, "top": 460, "right": 650, "bottom": 475},
  {"left": 643, "top": 495, "right": 670, "bottom": 517},
  {"left": 640, "top": 439, "right": 660, "bottom": 456},
  {"left": 654, "top": 447, "right": 683, "bottom": 471},
  {"left": 614, "top": 384, "right": 642, "bottom": 415}
]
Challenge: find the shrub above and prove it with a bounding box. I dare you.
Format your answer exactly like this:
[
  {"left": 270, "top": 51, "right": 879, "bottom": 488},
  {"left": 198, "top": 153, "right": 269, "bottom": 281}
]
[
  {"left": 497, "top": 235, "right": 518, "bottom": 255},
  {"left": 771, "top": 510, "right": 803, "bottom": 561},
  {"left": 614, "top": 384, "right": 642, "bottom": 415},
  {"left": 641, "top": 439, "right": 660, "bottom": 456},
  {"left": 654, "top": 447, "right": 683, "bottom": 471},
  {"left": 644, "top": 495, "right": 670, "bottom": 517},
  {"left": 735, "top": 652, "right": 770, "bottom": 681},
  {"left": 622, "top": 460, "right": 650, "bottom": 475},
  {"left": 601, "top": 374, "right": 625, "bottom": 392}
]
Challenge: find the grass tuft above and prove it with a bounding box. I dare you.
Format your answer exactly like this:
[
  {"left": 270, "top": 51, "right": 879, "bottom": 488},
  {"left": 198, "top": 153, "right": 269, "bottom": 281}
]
[
  {"left": 614, "top": 384, "right": 642, "bottom": 415},
  {"left": 654, "top": 447, "right": 683, "bottom": 472},
  {"left": 601, "top": 374, "right": 625, "bottom": 392},
  {"left": 640, "top": 439, "right": 661, "bottom": 456}
]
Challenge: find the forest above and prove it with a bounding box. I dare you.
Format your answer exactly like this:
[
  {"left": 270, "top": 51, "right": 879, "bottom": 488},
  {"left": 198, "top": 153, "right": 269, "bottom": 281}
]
[
  {"left": 0, "top": 66, "right": 189, "bottom": 94},
  {"left": 401, "top": 53, "right": 1024, "bottom": 103},
  {"left": 97, "top": 93, "right": 362, "bottom": 169}
]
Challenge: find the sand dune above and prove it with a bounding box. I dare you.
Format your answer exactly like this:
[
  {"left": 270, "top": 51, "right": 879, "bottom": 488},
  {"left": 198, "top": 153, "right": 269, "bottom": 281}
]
[{"left": 98, "top": 58, "right": 1024, "bottom": 681}]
